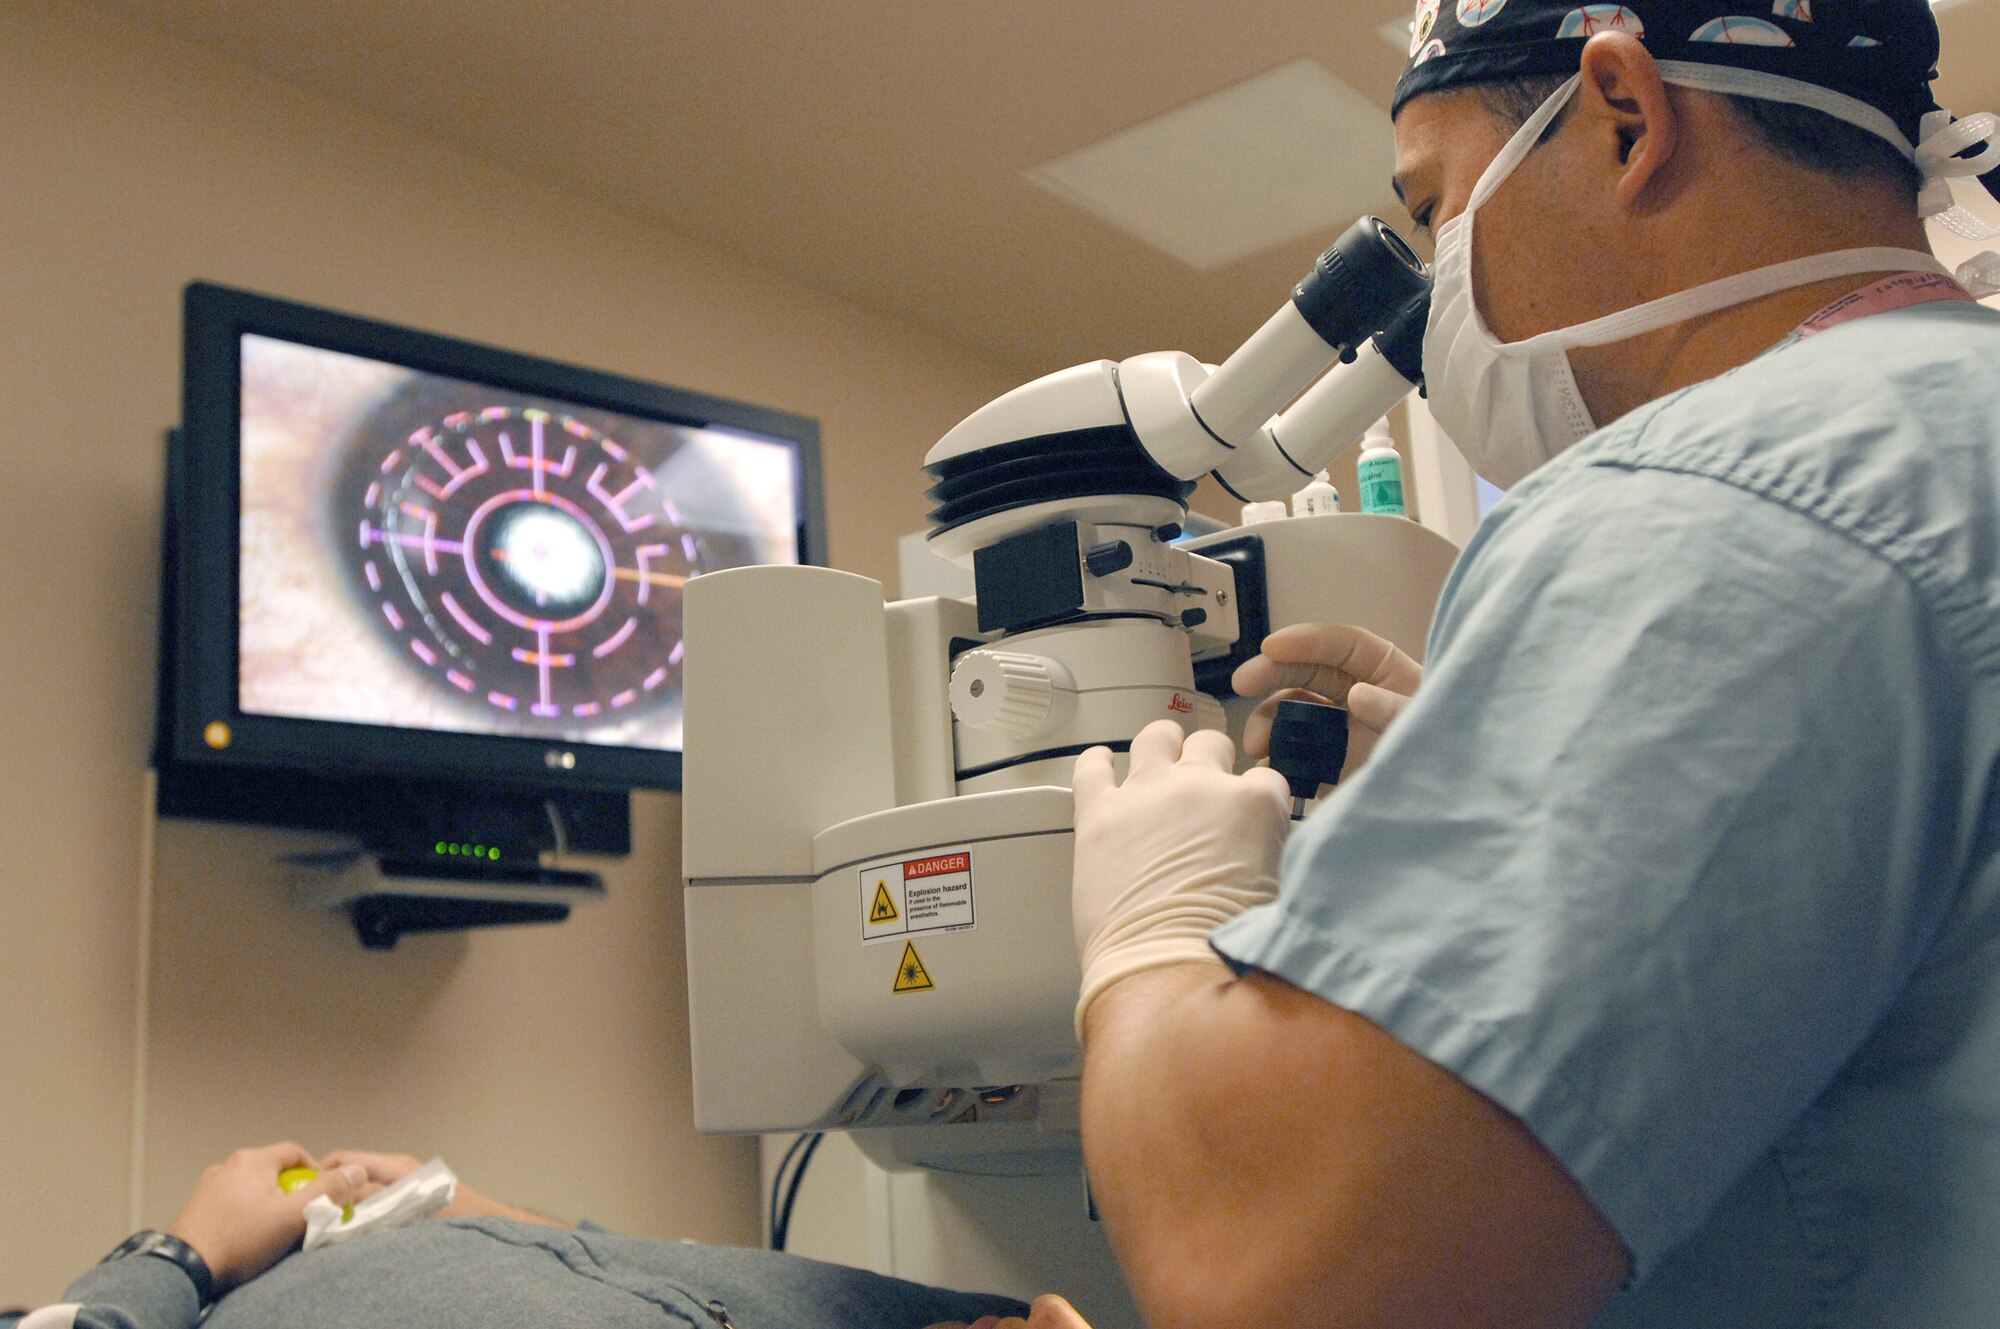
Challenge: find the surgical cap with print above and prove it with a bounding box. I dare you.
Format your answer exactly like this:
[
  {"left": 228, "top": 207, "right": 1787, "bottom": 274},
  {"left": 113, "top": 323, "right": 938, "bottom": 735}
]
[{"left": 1390, "top": 0, "right": 2000, "bottom": 217}]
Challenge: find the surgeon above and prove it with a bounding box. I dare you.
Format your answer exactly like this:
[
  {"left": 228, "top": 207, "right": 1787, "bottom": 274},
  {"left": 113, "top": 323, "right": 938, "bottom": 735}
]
[{"left": 1069, "top": 3, "right": 2000, "bottom": 1327}]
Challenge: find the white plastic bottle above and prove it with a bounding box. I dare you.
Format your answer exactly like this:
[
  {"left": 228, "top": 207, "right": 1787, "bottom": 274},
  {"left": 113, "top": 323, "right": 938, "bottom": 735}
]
[
  {"left": 1357, "top": 418, "right": 1407, "bottom": 517},
  {"left": 1290, "top": 471, "right": 1340, "bottom": 518},
  {"left": 1239, "top": 499, "right": 1290, "bottom": 525}
]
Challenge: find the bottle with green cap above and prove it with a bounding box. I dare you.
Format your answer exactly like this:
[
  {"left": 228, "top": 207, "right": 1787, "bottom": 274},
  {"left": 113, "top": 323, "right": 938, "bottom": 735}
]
[{"left": 1357, "top": 417, "right": 1406, "bottom": 517}]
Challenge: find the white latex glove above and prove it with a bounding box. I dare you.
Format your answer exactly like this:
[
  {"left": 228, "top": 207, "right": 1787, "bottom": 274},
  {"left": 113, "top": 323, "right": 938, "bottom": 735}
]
[
  {"left": 1070, "top": 720, "right": 1292, "bottom": 1038},
  {"left": 1232, "top": 623, "right": 1424, "bottom": 760}
]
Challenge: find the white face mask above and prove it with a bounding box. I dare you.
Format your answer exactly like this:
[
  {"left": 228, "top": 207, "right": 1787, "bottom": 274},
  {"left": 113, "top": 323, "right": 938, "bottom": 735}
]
[{"left": 1424, "top": 72, "right": 1952, "bottom": 490}]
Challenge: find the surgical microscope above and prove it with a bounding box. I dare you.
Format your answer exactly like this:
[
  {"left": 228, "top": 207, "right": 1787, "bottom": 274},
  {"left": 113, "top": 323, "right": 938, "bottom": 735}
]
[{"left": 680, "top": 220, "right": 1463, "bottom": 1303}]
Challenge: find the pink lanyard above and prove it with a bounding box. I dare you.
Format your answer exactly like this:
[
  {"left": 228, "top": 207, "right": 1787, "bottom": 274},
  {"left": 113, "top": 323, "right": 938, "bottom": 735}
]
[{"left": 1794, "top": 270, "right": 1978, "bottom": 340}]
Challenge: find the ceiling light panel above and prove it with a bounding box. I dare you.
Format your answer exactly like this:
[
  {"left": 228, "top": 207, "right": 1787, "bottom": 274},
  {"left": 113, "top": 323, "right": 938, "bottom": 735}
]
[
  {"left": 1024, "top": 60, "right": 1398, "bottom": 271},
  {"left": 1378, "top": 16, "right": 1418, "bottom": 53}
]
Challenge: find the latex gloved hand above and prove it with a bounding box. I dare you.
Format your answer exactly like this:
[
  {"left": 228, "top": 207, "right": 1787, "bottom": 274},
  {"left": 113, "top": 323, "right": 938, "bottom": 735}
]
[
  {"left": 1070, "top": 721, "right": 1292, "bottom": 1038},
  {"left": 1233, "top": 623, "right": 1423, "bottom": 762}
]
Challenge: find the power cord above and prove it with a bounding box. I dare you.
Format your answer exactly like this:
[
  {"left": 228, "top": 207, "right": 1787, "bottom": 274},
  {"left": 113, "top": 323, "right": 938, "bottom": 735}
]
[
  {"left": 768, "top": 1132, "right": 824, "bottom": 1252},
  {"left": 543, "top": 798, "right": 570, "bottom": 864}
]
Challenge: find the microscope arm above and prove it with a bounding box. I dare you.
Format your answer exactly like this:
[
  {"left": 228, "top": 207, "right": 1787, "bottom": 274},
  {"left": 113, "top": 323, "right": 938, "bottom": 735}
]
[
  {"left": 925, "top": 217, "right": 1432, "bottom": 535},
  {"left": 1212, "top": 296, "right": 1428, "bottom": 503},
  {"left": 1116, "top": 218, "right": 1430, "bottom": 503}
]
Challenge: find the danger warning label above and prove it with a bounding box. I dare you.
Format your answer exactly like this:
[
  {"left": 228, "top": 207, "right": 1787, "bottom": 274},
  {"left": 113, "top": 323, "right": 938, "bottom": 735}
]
[{"left": 859, "top": 847, "right": 975, "bottom": 944}]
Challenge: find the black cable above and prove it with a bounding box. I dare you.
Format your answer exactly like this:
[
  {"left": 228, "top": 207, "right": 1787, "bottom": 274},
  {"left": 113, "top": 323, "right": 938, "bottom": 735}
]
[
  {"left": 768, "top": 1132, "right": 824, "bottom": 1253},
  {"left": 774, "top": 1132, "right": 824, "bottom": 1252},
  {"left": 768, "top": 1133, "right": 809, "bottom": 1248}
]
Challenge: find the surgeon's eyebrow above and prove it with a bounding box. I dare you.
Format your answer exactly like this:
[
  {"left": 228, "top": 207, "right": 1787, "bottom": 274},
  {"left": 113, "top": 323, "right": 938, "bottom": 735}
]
[{"left": 1390, "top": 172, "right": 1434, "bottom": 234}]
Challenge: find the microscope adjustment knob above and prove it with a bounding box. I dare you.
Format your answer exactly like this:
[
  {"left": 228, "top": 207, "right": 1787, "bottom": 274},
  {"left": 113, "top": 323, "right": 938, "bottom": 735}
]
[
  {"left": 1267, "top": 699, "right": 1350, "bottom": 803},
  {"left": 949, "top": 650, "right": 1070, "bottom": 740},
  {"left": 1084, "top": 540, "right": 1135, "bottom": 578}
]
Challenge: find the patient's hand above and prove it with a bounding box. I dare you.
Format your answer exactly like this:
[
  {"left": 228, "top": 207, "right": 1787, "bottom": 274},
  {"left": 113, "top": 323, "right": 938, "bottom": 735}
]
[
  {"left": 319, "top": 1150, "right": 573, "bottom": 1229},
  {"left": 167, "top": 1143, "right": 367, "bottom": 1292},
  {"left": 922, "top": 1293, "right": 1095, "bottom": 1329}
]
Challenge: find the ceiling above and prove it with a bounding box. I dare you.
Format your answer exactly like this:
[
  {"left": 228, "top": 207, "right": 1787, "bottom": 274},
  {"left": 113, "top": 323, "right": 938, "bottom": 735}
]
[{"left": 92, "top": 0, "right": 2000, "bottom": 376}]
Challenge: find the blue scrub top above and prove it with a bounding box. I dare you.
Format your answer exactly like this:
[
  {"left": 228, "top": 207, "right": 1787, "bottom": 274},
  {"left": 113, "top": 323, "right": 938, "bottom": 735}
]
[{"left": 1213, "top": 300, "right": 2000, "bottom": 1326}]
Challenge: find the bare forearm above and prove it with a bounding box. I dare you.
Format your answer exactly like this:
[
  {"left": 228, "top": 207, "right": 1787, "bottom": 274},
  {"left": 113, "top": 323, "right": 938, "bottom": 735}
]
[
  {"left": 1080, "top": 962, "right": 1337, "bottom": 1327},
  {"left": 1080, "top": 964, "right": 1626, "bottom": 1329},
  {"left": 446, "top": 1185, "right": 573, "bottom": 1229},
  {"left": 317, "top": 1153, "right": 574, "bottom": 1230}
]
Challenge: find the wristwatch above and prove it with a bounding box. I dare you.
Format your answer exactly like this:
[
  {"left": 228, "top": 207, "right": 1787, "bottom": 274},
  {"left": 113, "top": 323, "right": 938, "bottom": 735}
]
[{"left": 97, "top": 1231, "right": 215, "bottom": 1309}]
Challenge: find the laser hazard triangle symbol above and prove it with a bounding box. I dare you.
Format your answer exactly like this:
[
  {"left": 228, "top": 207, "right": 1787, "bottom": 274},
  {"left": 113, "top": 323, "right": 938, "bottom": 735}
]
[
  {"left": 870, "top": 881, "right": 900, "bottom": 924},
  {"left": 892, "top": 941, "right": 935, "bottom": 993}
]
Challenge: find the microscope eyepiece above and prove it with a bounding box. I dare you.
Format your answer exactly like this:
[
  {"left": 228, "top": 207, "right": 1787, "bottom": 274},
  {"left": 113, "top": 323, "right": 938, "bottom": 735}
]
[
  {"left": 1291, "top": 217, "right": 1432, "bottom": 357},
  {"left": 1371, "top": 293, "right": 1431, "bottom": 388}
]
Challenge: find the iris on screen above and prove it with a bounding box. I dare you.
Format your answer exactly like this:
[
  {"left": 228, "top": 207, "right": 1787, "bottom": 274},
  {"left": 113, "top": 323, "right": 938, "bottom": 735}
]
[{"left": 236, "top": 335, "right": 802, "bottom": 755}]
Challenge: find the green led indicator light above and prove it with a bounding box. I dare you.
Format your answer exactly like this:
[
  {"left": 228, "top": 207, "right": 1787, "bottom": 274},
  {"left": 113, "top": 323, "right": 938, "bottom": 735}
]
[{"left": 432, "top": 842, "right": 503, "bottom": 860}]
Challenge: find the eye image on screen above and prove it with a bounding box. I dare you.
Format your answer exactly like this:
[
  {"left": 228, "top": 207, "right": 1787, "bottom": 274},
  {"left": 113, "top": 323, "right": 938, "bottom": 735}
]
[{"left": 237, "top": 334, "right": 799, "bottom": 753}]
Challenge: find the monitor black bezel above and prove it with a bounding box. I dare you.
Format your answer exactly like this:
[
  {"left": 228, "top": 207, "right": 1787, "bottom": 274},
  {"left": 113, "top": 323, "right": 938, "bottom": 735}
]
[{"left": 165, "top": 280, "right": 826, "bottom": 794}]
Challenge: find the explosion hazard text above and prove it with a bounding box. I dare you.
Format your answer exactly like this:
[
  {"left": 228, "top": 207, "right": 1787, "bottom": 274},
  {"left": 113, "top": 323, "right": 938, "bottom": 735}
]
[{"left": 859, "top": 847, "right": 977, "bottom": 943}]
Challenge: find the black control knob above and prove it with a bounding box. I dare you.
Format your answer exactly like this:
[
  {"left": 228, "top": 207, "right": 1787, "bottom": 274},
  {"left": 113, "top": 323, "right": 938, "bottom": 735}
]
[
  {"left": 1180, "top": 608, "right": 1208, "bottom": 629},
  {"left": 1267, "top": 700, "right": 1349, "bottom": 810},
  {"left": 1085, "top": 540, "right": 1135, "bottom": 577}
]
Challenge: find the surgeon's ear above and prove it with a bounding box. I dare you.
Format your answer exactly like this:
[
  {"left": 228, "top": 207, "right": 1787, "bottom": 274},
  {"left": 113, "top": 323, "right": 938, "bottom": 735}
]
[{"left": 1575, "top": 32, "right": 1678, "bottom": 208}]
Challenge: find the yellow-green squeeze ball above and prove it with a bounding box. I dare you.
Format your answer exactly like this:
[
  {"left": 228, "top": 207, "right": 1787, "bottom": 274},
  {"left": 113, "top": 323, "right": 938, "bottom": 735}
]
[{"left": 277, "top": 1165, "right": 354, "bottom": 1221}]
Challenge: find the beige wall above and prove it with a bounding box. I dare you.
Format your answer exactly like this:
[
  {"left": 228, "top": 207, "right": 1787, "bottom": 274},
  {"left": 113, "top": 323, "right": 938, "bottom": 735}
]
[{"left": 0, "top": 1, "right": 1020, "bottom": 1302}]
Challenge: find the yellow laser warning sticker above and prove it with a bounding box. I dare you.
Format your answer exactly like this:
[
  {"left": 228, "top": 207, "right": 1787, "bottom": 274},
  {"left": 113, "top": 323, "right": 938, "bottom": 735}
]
[
  {"left": 893, "top": 941, "right": 935, "bottom": 993},
  {"left": 870, "top": 881, "right": 900, "bottom": 924}
]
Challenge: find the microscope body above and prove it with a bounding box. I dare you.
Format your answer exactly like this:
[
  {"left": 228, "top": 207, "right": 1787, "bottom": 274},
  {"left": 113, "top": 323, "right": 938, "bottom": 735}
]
[
  {"left": 681, "top": 512, "right": 1455, "bottom": 1173},
  {"left": 681, "top": 215, "right": 1454, "bottom": 1173}
]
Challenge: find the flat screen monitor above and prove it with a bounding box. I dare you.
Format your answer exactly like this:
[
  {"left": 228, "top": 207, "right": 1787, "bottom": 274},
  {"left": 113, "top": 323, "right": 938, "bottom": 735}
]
[{"left": 158, "top": 282, "right": 825, "bottom": 802}]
